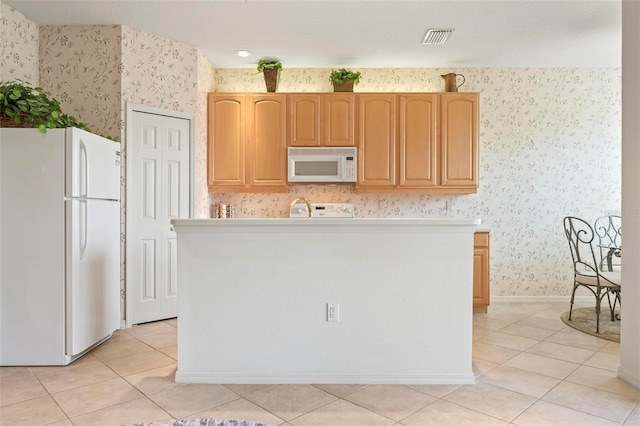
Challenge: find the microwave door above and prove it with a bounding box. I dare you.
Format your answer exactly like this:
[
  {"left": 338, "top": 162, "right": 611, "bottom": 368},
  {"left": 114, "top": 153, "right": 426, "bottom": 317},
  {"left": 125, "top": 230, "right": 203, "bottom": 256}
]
[{"left": 289, "top": 156, "right": 343, "bottom": 182}]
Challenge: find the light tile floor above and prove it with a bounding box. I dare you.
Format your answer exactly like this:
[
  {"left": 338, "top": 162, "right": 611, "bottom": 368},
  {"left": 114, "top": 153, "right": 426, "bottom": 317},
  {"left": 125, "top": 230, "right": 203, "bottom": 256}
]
[{"left": 1, "top": 302, "right": 638, "bottom": 426}]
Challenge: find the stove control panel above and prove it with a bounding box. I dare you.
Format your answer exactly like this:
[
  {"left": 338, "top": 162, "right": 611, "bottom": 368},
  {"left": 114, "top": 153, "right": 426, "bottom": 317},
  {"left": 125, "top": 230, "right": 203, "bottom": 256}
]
[{"left": 289, "top": 202, "right": 355, "bottom": 218}]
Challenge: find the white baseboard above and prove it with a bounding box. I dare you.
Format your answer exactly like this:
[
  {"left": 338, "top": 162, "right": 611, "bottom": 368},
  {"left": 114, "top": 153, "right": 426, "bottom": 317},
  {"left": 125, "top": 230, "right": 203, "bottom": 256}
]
[
  {"left": 175, "top": 371, "right": 476, "bottom": 385},
  {"left": 617, "top": 366, "right": 640, "bottom": 390},
  {"left": 491, "top": 296, "right": 592, "bottom": 304}
]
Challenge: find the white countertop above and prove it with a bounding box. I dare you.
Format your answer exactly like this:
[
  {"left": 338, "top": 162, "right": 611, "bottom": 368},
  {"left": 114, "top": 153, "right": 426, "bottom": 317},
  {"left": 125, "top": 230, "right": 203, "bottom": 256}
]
[{"left": 172, "top": 218, "right": 482, "bottom": 227}]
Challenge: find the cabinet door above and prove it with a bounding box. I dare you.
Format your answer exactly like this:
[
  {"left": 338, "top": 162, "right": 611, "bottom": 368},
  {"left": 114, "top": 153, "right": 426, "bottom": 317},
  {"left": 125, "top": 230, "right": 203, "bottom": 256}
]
[
  {"left": 324, "top": 94, "right": 355, "bottom": 146},
  {"left": 247, "top": 94, "right": 288, "bottom": 188},
  {"left": 473, "top": 232, "right": 490, "bottom": 312},
  {"left": 207, "top": 94, "right": 245, "bottom": 187},
  {"left": 398, "top": 94, "right": 438, "bottom": 187},
  {"left": 440, "top": 93, "right": 479, "bottom": 188},
  {"left": 289, "top": 94, "right": 321, "bottom": 146},
  {"left": 358, "top": 94, "right": 396, "bottom": 187}
]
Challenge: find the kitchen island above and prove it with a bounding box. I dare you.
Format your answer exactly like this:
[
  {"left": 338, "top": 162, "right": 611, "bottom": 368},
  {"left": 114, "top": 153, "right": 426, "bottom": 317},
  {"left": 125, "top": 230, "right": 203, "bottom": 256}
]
[{"left": 171, "top": 218, "right": 480, "bottom": 384}]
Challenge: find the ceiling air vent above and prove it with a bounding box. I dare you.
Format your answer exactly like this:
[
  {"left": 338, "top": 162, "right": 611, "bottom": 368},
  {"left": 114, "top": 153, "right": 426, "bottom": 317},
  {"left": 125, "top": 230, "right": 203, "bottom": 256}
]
[{"left": 422, "top": 28, "right": 455, "bottom": 45}]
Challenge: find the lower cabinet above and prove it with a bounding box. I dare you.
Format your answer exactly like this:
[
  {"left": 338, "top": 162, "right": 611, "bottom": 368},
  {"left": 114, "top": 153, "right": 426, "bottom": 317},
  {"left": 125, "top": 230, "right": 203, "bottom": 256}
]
[{"left": 473, "top": 232, "right": 490, "bottom": 313}]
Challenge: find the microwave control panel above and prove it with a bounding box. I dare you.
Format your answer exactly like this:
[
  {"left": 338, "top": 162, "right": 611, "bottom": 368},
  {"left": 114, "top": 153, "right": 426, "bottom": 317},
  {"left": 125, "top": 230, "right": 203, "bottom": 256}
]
[{"left": 344, "top": 155, "right": 356, "bottom": 182}]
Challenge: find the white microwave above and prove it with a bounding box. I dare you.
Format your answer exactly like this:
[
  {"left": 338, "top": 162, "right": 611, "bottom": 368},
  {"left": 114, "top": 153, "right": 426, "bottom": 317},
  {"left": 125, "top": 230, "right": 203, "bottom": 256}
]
[{"left": 287, "top": 147, "right": 357, "bottom": 183}]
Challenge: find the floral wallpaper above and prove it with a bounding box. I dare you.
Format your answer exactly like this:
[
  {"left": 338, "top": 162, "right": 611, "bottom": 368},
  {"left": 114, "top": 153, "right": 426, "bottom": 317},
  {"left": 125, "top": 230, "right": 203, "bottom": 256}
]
[
  {"left": 212, "top": 68, "right": 622, "bottom": 297},
  {"left": 0, "top": 2, "right": 39, "bottom": 85},
  {"left": 196, "top": 50, "right": 216, "bottom": 218},
  {"left": 39, "top": 25, "right": 122, "bottom": 140},
  {"left": 120, "top": 26, "right": 197, "bottom": 116}
]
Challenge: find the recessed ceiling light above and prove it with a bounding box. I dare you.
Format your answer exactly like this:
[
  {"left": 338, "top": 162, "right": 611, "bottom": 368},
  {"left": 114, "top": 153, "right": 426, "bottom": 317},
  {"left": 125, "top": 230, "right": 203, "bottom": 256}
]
[
  {"left": 422, "top": 29, "right": 455, "bottom": 45},
  {"left": 235, "top": 50, "right": 252, "bottom": 57}
]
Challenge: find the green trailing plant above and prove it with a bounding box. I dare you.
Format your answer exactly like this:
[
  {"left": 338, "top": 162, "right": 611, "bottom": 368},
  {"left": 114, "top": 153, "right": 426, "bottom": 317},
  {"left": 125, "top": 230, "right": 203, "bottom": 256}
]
[
  {"left": 329, "top": 68, "right": 362, "bottom": 85},
  {"left": 0, "top": 80, "right": 98, "bottom": 136},
  {"left": 256, "top": 59, "right": 282, "bottom": 72}
]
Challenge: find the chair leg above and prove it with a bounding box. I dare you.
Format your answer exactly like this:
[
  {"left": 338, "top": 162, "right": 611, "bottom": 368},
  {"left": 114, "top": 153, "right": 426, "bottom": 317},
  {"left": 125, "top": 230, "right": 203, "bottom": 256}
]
[
  {"left": 606, "top": 291, "right": 615, "bottom": 321},
  {"left": 569, "top": 282, "right": 579, "bottom": 321},
  {"left": 595, "top": 289, "right": 602, "bottom": 334},
  {"left": 611, "top": 290, "right": 622, "bottom": 321}
]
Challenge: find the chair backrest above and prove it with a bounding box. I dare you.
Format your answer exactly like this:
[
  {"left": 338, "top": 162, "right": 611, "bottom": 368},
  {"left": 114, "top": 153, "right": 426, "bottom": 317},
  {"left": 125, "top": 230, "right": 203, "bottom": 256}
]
[
  {"left": 594, "top": 215, "right": 622, "bottom": 248},
  {"left": 563, "top": 216, "right": 599, "bottom": 276},
  {"left": 594, "top": 215, "right": 622, "bottom": 269}
]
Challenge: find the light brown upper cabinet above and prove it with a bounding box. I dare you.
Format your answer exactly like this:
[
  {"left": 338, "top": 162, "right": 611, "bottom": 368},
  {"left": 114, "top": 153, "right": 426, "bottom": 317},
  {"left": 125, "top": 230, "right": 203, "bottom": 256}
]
[
  {"left": 289, "top": 94, "right": 321, "bottom": 146},
  {"left": 208, "top": 93, "right": 288, "bottom": 193},
  {"left": 207, "top": 94, "right": 245, "bottom": 189},
  {"left": 289, "top": 94, "right": 355, "bottom": 147},
  {"left": 440, "top": 93, "right": 479, "bottom": 189},
  {"left": 357, "top": 92, "right": 479, "bottom": 194},
  {"left": 398, "top": 94, "right": 438, "bottom": 188},
  {"left": 325, "top": 94, "right": 356, "bottom": 146},
  {"left": 357, "top": 94, "right": 397, "bottom": 187}
]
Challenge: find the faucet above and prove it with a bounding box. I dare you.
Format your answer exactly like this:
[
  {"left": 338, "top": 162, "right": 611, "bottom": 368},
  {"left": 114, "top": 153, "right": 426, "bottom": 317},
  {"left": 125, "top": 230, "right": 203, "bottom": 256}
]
[{"left": 290, "top": 197, "right": 312, "bottom": 218}]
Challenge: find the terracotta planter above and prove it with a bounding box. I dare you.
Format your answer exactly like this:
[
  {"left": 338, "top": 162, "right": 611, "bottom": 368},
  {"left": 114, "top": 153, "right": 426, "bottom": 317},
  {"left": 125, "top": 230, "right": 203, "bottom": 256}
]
[
  {"left": 332, "top": 80, "right": 355, "bottom": 92},
  {"left": 263, "top": 69, "right": 279, "bottom": 92}
]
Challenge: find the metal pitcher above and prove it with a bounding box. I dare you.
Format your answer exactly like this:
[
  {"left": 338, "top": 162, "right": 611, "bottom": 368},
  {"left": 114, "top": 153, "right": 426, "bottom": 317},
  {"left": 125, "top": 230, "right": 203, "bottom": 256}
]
[{"left": 441, "top": 73, "right": 465, "bottom": 92}]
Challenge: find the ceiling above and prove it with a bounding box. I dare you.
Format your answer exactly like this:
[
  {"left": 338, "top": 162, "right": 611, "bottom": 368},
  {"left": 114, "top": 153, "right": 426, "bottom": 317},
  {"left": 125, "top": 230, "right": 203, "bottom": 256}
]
[{"left": 5, "top": 0, "right": 622, "bottom": 69}]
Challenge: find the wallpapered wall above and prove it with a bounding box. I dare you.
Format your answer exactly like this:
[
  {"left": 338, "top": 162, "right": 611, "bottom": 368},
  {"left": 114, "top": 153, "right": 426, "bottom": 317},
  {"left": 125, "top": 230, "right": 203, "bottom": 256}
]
[
  {"left": 212, "top": 68, "right": 622, "bottom": 297},
  {"left": 196, "top": 51, "right": 216, "bottom": 214},
  {"left": 1, "top": 4, "right": 622, "bottom": 297},
  {"left": 0, "top": 2, "right": 39, "bottom": 85},
  {"left": 39, "top": 25, "right": 122, "bottom": 140}
]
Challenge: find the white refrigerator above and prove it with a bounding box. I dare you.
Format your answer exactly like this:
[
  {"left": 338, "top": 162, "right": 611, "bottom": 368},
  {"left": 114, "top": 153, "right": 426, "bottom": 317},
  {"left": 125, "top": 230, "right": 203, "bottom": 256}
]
[{"left": 0, "top": 128, "right": 121, "bottom": 365}]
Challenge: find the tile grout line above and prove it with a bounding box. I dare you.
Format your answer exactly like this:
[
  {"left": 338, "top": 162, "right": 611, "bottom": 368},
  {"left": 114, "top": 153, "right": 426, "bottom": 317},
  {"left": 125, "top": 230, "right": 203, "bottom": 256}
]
[
  {"left": 26, "top": 367, "right": 73, "bottom": 426},
  {"left": 472, "top": 308, "right": 636, "bottom": 424},
  {"left": 475, "top": 308, "right": 555, "bottom": 424},
  {"left": 393, "top": 386, "right": 511, "bottom": 426},
  {"left": 37, "top": 330, "right": 175, "bottom": 423},
  {"left": 619, "top": 401, "right": 639, "bottom": 426}
]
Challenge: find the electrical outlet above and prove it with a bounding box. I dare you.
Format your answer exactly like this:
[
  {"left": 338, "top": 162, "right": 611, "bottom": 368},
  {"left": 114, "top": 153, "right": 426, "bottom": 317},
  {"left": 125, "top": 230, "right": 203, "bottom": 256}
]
[{"left": 327, "top": 303, "right": 339, "bottom": 322}]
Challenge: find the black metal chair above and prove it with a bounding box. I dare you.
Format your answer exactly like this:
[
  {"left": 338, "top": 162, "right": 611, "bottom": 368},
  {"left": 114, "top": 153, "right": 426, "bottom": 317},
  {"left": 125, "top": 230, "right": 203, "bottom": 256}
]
[
  {"left": 563, "top": 216, "right": 621, "bottom": 333},
  {"left": 593, "top": 215, "right": 622, "bottom": 272}
]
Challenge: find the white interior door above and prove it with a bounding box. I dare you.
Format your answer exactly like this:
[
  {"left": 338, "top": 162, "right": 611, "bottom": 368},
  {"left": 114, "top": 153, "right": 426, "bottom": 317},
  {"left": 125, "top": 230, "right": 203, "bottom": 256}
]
[{"left": 127, "top": 110, "right": 191, "bottom": 325}]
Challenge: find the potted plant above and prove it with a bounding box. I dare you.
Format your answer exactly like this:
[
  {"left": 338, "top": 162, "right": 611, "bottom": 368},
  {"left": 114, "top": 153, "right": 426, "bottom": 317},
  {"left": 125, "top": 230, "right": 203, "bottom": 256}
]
[
  {"left": 257, "top": 59, "right": 282, "bottom": 92},
  {"left": 0, "top": 80, "right": 93, "bottom": 134},
  {"left": 329, "top": 68, "right": 362, "bottom": 92}
]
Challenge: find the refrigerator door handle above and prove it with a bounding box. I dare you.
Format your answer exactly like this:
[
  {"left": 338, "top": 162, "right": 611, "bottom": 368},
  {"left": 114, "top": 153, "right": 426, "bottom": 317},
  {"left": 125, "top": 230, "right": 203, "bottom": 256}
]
[
  {"left": 79, "top": 141, "right": 88, "bottom": 197},
  {"left": 79, "top": 199, "right": 87, "bottom": 257}
]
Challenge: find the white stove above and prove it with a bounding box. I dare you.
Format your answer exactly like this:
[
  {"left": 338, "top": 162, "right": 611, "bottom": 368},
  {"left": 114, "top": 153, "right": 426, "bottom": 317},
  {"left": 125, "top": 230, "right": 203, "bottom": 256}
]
[{"left": 289, "top": 202, "right": 355, "bottom": 218}]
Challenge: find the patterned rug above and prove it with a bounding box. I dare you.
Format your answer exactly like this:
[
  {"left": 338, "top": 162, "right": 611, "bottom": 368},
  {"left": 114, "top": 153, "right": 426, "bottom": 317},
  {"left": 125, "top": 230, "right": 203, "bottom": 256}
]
[
  {"left": 127, "top": 420, "right": 269, "bottom": 426},
  {"left": 561, "top": 307, "right": 620, "bottom": 342}
]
